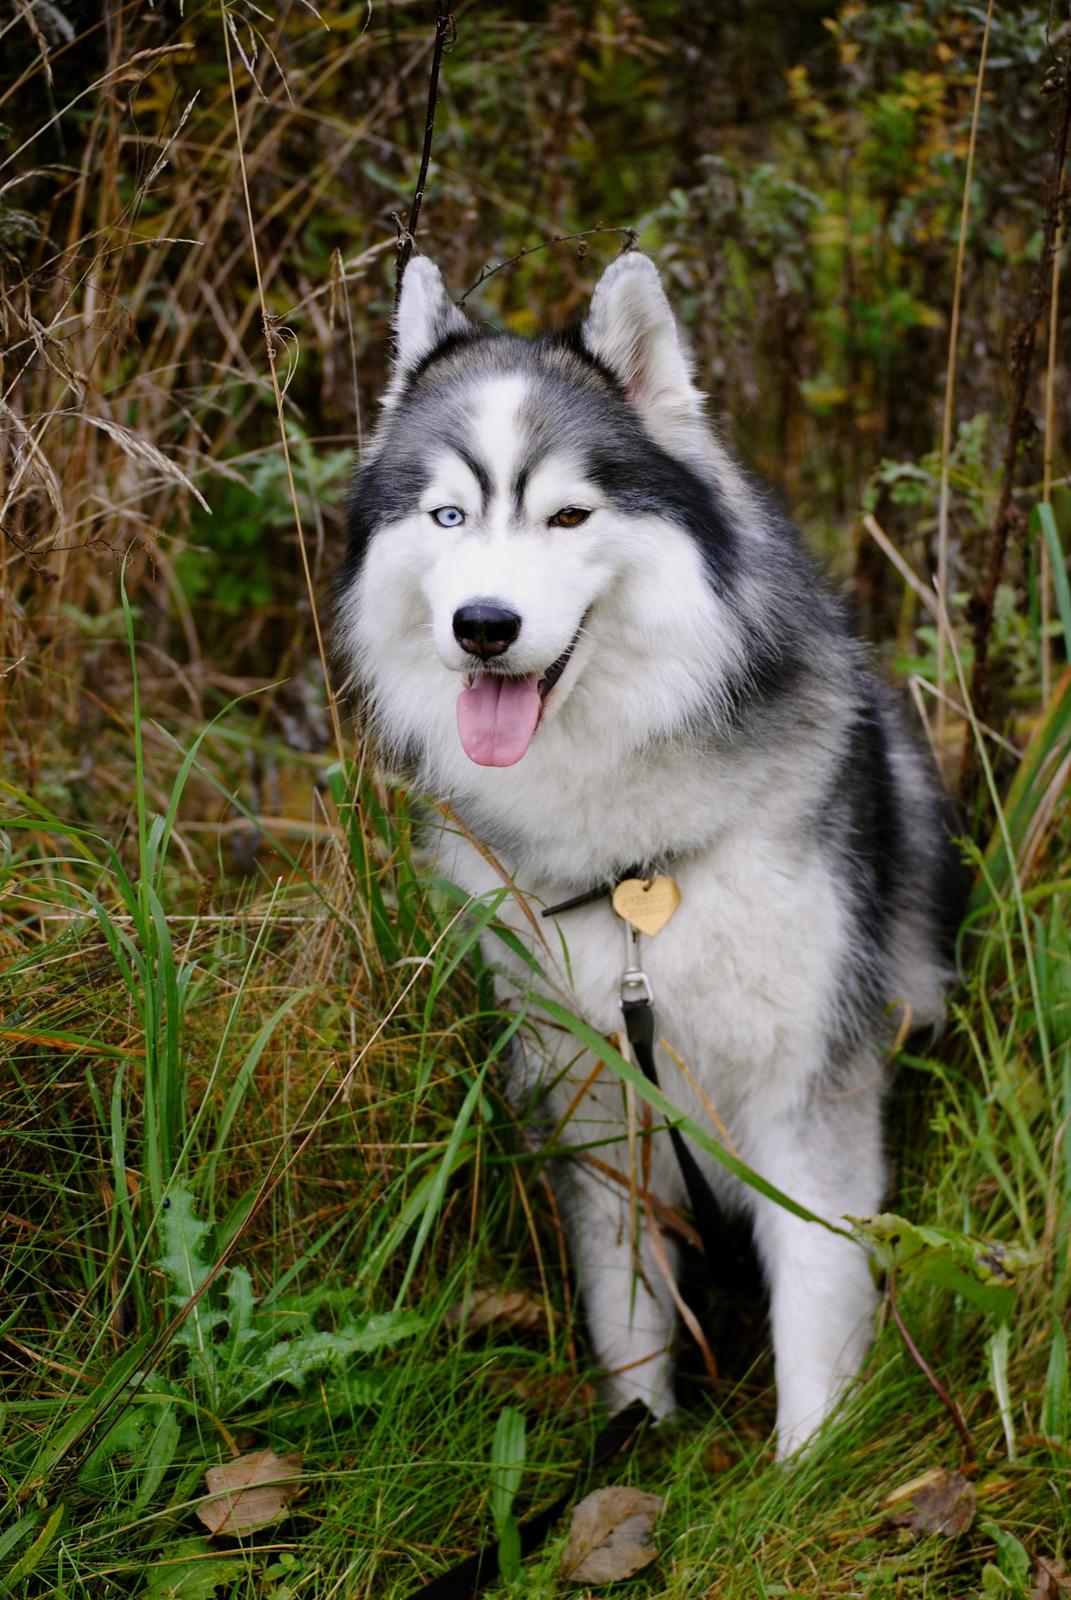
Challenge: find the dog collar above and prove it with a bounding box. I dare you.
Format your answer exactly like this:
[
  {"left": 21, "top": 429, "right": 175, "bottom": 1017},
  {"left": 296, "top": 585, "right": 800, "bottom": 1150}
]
[{"left": 540, "top": 863, "right": 653, "bottom": 919}]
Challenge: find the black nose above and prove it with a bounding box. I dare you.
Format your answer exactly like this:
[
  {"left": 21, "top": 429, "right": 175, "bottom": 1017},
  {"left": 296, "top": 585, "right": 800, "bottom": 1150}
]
[{"left": 452, "top": 603, "right": 521, "bottom": 659}]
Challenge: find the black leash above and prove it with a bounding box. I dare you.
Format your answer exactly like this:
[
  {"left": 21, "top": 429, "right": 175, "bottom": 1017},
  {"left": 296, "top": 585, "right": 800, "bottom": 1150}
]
[
  {"left": 545, "top": 868, "right": 725, "bottom": 1263},
  {"left": 408, "top": 1400, "right": 652, "bottom": 1600},
  {"left": 407, "top": 871, "right": 723, "bottom": 1599},
  {"left": 618, "top": 989, "right": 726, "bottom": 1263}
]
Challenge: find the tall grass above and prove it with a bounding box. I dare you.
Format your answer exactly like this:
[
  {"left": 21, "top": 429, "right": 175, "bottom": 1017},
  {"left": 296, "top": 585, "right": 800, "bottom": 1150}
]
[{"left": 2, "top": 601, "right": 1069, "bottom": 1596}]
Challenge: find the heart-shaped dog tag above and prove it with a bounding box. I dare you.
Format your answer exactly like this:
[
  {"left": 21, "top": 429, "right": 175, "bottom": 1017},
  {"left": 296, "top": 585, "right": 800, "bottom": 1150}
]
[{"left": 611, "top": 875, "right": 681, "bottom": 937}]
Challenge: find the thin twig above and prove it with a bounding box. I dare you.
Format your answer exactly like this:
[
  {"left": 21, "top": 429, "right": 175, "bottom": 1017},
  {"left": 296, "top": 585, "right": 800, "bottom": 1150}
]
[
  {"left": 965, "top": 33, "right": 1071, "bottom": 766},
  {"left": 887, "top": 1269, "right": 975, "bottom": 1464},
  {"left": 457, "top": 225, "right": 638, "bottom": 305},
  {"left": 1041, "top": 211, "right": 1063, "bottom": 703},
  {"left": 394, "top": 1, "right": 454, "bottom": 303}
]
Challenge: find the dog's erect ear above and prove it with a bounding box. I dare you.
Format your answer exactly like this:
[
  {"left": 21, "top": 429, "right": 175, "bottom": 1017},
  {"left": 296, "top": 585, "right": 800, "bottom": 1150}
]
[
  {"left": 384, "top": 257, "right": 469, "bottom": 406},
  {"left": 580, "top": 254, "right": 705, "bottom": 445}
]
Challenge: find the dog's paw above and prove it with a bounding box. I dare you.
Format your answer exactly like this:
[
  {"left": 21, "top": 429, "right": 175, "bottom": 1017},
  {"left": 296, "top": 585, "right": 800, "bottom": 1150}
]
[{"left": 602, "top": 1374, "right": 676, "bottom": 1426}]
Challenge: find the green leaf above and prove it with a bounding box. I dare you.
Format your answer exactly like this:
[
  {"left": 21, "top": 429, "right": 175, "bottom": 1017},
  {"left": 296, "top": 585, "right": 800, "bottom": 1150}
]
[
  {"left": 232, "top": 1310, "right": 426, "bottom": 1403},
  {"left": 5, "top": 1503, "right": 64, "bottom": 1586},
  {"left": 490, "top": 1407, "right": 526, "bottom": 1523},
  {"left": 490, "top": 1407, "right": 526, "bottom": 1583},
  {"left": 157, "top": 1186, "right": 226, "bottom": 1396},
  {"left": 133, "top": 1402, "right": 181, "bottom": 1512},
  {"left": 849, "top": 1212, "right": 1030, "bottom": 1322},
  {"left": 980, "top": 1521, "right": 1030, "bottom": 1596},
  {"left": 981, "top": 1563, "right": 1009, "bottom": 1598},
  {"left": 157, "top": 1186, "right": 214, "bottom": 1300},
  {"left": 141, "top": 1538, "right": 244, "bottom": 1598},
  {"left": 78, "top": 1404, "right": 156, "bottom": 1485}
]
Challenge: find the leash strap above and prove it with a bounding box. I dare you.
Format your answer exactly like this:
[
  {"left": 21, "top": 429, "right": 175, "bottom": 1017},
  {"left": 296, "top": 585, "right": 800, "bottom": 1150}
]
[
  {"left": 619, "top": 992, "right": 724, "bottom": 1262},
  {"left": 408, "top": 875, "right": 720, "bottom": 1599},
  {"left": 545, "top": 870, "right": 724, "bottom": 1263},
  {"left": 407, "top": 1400, "right": 652, "bottom": 1600}
]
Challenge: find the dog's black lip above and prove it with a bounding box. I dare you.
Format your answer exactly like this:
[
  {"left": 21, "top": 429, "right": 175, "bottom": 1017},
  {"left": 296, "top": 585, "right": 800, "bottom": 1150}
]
[
  {"left": 537, "top": 638, "right": 576, "bottom": 699},
  {"left": 537, "top": 613, "right": 588, "bottom": 699}
]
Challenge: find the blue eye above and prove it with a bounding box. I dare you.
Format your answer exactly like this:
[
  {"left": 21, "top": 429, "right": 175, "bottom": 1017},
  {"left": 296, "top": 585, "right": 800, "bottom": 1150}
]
[{"left": 431, "top": 506, "right": 465, "bottom": 528}]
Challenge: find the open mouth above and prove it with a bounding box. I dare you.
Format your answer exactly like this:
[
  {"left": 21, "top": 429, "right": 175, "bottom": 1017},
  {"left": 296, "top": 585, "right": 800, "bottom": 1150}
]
[{"left": 456, "top": 624, "right": 584, "bottom": 768}]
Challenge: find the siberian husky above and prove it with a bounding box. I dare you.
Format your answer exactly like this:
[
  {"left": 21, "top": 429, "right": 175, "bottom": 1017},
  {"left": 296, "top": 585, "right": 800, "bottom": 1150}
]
[{"left": 337, "top": 252, "right": 962, "bottom": 1457}]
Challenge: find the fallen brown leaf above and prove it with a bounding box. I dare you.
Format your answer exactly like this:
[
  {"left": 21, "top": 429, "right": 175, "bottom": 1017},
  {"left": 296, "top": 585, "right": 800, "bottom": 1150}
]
[
  {"left": 1033, "top": 1557, "right": 1071, "bottom": 1598},
  {"left": 882, "top": 1467, "right": 976, "bottom": 1540},
  {"left": 196, "top": 1447, "right": 303, "bottom": 1537},
  {"left": 560, "top": 1485, "right": 664, "bottom": 1585},
  {"left": 446, "top": 1288, "right": 548, "bottom": 1338}
]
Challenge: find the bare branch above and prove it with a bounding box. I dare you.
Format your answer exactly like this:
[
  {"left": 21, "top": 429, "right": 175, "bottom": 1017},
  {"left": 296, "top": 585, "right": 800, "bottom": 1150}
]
[{"left": 394, "top": 1, "right": 455, "bottom": 304}]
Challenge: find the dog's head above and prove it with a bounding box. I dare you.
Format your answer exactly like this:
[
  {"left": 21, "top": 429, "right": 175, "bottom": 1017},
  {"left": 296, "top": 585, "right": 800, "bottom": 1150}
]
[{"left": 339, "top": 254, "right": 752, "bottom": 778}]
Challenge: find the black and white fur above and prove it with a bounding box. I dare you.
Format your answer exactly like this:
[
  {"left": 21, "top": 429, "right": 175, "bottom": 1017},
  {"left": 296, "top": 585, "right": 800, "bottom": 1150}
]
[{"left": 338, "top": 253, "right": 962, "bottom": 1457}]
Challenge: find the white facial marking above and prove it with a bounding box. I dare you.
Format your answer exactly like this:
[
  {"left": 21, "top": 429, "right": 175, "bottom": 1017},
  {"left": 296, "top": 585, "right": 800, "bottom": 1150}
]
[{"left": 470, "top": 374, "right": 530, "bottom": 517}]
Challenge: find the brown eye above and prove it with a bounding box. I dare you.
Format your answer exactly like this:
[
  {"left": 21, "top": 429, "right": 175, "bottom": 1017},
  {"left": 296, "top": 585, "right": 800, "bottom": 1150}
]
[{"left": 549, "top": 507, "right": 591, "bottom": 529}]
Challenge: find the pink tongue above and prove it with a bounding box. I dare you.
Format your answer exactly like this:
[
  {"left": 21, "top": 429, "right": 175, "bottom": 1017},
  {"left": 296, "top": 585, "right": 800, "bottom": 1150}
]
[{"left": 456, "top": 673, "right": 541, "bottom": 766}]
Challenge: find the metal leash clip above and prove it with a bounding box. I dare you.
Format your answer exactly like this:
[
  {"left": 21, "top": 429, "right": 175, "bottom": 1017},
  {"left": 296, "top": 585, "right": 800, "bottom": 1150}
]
[{"left": 619, "top": 919, "right": 654, "bottom": 1007}]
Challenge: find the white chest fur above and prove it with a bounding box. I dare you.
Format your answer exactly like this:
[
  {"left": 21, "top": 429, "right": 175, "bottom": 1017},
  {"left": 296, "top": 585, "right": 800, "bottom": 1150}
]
[{"left": 433, "top": 792, "right": 849, "bottom": 1156}]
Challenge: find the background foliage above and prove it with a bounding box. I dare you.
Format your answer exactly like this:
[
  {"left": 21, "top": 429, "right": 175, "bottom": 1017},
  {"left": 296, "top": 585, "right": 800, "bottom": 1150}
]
[{"left": 1, "top": 2, "right": 1070, "bottom": 1597}]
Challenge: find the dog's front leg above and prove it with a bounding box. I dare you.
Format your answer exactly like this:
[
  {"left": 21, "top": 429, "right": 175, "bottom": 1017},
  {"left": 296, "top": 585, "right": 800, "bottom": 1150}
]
[
  {"left": 749, "top": 1081, "right": 885, "bottom": 1459},
  {"left": 564, "top": 1157, "right": 680, "bottom": 1419},
  {"left": 503, "top": 1020, "right": 681, "bottom": 1419}
]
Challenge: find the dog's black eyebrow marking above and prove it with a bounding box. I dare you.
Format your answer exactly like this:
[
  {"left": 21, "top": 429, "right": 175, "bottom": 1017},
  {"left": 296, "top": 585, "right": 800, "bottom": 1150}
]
[
  {"left": 512, "top": 460, "right": 531, "bottom": 515},
  {"left": 454, "top": 444, "right": 492, "bottom": 510}
]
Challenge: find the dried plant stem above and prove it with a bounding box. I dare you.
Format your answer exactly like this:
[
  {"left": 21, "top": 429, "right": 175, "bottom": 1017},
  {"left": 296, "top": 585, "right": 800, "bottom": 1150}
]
[
  {"left": 863, "top": 512, "right": 940, "bottom": 621},
  {"left": 1041, "top": 214, "right": 1063, "bottom": 704},
  {"left": 935, "top": 0, "right": 994, "bottom": 753},
  {"left": 966, "top": 34, "right": 1071, "bottom": 762},
  {"left": 221, "top": 6, "right": 345, "bottom": 767},
  {"left": 887, "top": 1271, "right": 975, "bottom": 1464},
  {"left": 394, "top": 1, "right": 453, "bottom": 302}
]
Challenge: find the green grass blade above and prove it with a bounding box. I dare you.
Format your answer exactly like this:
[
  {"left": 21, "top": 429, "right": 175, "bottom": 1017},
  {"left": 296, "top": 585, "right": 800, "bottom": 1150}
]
[
  {"left": 986, "top": 1321, "right": 1016, "bottom": 1461},
  {"left": 5, "top": 1503, "right": 65, "bottom": 1587},
  {"left": 535, "top": 993, "right": 852, "bottom": 1236},
  {"left": 20, "top": 1332, "right": 156, "bottom": 1492},
  {"left": 490, "top": 1406, "right": 526, "bottom": 1582},
  {"left": 392, "top": 1063, "right": 490, "bottom": 1308},
  {"left": 1034, "top": 502, "right": 1071, "bottom": 660},
  {"left": 1042, "top": 1321, "right": 1068, "bottom": 1441},
  {"left": 201, "top": 987, "right": 312, "bottom": 1198}
]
